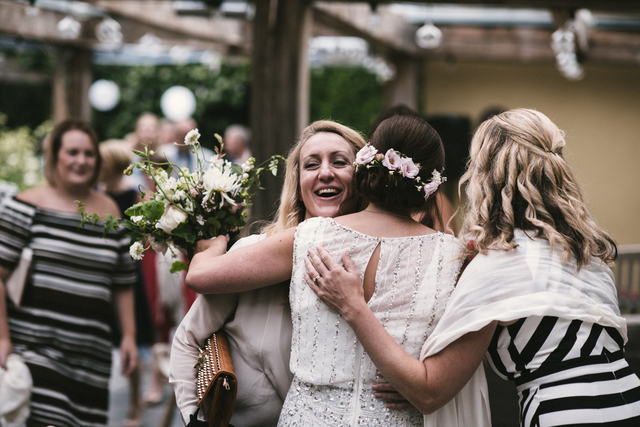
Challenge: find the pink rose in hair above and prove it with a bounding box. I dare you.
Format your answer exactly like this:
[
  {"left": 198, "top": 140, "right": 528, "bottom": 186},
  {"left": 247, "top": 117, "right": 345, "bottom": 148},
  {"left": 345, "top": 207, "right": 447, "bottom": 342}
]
[
  {"left": 355, "top": 143, "right": 378, "bottom": 165},
  {"left": 382, "top": 150, "right": 402, "bottom": 171},
  {"left": 400, "top": 157, "right": 419, "bottom": 179},
  {"left": 423, "top": 181, "right": 440, "bottom": 199}
]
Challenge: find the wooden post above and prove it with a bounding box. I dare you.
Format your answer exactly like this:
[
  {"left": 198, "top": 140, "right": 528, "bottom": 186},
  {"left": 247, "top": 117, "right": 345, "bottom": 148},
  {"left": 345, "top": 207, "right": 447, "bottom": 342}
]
[
  {"left": 52, "top": 46, "right": 92, "bottom": 123},
  {"left": 250, "top": 0, "right": 312, "bottom": 222},
  {"left": 384, "top": 54, "right": 419, "bottom": 111}
]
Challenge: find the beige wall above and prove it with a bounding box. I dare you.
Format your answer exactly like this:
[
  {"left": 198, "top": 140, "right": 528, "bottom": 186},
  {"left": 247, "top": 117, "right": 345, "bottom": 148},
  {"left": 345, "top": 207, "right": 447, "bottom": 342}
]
[{"left": 423, "top": 60, "right": 640, "bottom": 245}]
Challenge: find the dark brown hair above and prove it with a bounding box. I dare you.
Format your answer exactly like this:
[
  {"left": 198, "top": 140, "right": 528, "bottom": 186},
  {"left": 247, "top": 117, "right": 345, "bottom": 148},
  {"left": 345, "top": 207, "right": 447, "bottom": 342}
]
[{"left": 356, "top": 115, "right": 445, "bottom": 217}]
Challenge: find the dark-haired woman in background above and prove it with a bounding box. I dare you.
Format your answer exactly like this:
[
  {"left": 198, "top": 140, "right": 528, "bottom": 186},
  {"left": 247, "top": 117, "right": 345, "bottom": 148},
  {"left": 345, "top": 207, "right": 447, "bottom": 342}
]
[
  {"left": 0, "top": 119, "right": 137, "bottom": 427},
  {"left": 185, "top": 115, "right": 488, "bottom": 426}
]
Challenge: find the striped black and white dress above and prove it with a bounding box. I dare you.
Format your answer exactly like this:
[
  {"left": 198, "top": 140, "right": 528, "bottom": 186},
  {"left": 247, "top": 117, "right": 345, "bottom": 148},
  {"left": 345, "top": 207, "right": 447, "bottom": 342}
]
[
  {"left": 0, "top": 197, "right": 136, "bottom": 427},
  {"left": 421, "top": 229, "right": 640, "bottom": 426},
  {"left": 488, "top": 316, "right": 640, "bottom": 426}
]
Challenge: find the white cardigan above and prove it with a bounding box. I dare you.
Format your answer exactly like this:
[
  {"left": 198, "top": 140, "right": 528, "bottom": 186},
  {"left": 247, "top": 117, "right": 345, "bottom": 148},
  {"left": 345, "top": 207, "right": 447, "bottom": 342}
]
[{"left": 169, "top": 234, "right": 294, "bottom": 427}]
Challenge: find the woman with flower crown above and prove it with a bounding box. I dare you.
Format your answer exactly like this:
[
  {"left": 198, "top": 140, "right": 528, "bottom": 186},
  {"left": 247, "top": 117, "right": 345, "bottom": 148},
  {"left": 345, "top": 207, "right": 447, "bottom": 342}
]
[{"left": 186, "top": 115, "right": 490, "bottom": 426}]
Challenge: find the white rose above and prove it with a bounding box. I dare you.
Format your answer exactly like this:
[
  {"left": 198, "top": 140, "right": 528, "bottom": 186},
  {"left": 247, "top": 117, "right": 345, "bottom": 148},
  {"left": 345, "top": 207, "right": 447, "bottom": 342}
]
[
  {"left": 157, "top": 200, "right": 189, "bottom": 234},
  {"left": 149, "top": 236, "right": 168, "bottom": 255}
]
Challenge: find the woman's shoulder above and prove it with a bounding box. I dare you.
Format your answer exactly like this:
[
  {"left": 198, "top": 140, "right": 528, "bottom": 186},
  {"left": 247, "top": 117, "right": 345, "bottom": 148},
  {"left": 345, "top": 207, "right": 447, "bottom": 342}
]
[
  {"left": 1, "top": 193, "right": 37, "bottom": 219},
  {"left": 16, "top": 185, "right": 48, "bottom": 206},
  {"left": 88, "top": 191, "right": 121, "bottom": 217},
  {"left": 437, "top": 232, "right": 464, "bottom": 255}
]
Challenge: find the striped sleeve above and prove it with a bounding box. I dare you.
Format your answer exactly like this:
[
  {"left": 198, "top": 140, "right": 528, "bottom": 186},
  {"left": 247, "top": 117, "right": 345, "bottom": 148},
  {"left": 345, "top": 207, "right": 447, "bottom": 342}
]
[
  {"left": 0, "top": 197, "right": 35, "bottom": 270},
  {"left": 110, "top": 228, "right": 137, "bottom": 289}
]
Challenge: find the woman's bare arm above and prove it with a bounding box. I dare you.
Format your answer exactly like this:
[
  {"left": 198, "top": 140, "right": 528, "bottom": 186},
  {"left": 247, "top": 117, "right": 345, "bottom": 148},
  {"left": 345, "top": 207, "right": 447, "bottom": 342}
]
[
  {"left": 186, "top": 227, "right": 296, "bottom": 294},
  {"left": 305, "top": 246, "right": 496, "bottom": 414},
  {"left": 0, "top": 266, "right": 14, "bottom": 369}
]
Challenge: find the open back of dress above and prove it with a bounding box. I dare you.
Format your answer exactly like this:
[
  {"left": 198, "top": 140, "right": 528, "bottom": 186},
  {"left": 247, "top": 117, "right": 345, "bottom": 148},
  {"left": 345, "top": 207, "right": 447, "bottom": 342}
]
[{"left": 282, "top": 217, "right": 464, "bottom": 426}]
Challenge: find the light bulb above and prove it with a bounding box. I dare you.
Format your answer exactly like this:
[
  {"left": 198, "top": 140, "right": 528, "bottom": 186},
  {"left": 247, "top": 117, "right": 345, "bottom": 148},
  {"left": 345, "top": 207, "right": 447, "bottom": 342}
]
[{"left": 415, "top": 23, "right": 442, "bottom": 49}]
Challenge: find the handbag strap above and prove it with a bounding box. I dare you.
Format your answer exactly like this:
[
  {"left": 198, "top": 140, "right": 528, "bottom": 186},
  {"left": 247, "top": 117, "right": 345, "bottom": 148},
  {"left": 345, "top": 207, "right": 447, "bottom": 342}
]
[{"left": 186, "top": 408, "right": 208, "bottom": 427}]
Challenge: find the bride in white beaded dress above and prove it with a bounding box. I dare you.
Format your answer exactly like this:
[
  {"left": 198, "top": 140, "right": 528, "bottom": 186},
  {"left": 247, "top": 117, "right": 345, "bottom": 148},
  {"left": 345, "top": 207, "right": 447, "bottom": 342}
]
[{"left": 187, "top": 115, "right": 489, "bottom": 426}]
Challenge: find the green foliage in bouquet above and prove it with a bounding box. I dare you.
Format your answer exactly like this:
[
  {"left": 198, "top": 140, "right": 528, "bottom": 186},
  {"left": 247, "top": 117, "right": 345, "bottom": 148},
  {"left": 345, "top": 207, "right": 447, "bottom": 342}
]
[{"left": 78, "top": 128, "right": 284, "bottom": 272}]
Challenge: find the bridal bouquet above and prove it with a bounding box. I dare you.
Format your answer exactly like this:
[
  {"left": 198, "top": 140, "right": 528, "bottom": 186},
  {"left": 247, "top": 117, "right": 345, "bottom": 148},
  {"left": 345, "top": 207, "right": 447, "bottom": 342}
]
[{"left": 78, "top": 129, "right": 284, "bottom": 272}]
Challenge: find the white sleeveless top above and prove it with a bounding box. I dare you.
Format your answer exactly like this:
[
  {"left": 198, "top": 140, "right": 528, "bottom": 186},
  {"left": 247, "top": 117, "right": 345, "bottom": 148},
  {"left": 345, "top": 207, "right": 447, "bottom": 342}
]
[{"left": 279, "top": 217, "right": 465, "bottom": 426}]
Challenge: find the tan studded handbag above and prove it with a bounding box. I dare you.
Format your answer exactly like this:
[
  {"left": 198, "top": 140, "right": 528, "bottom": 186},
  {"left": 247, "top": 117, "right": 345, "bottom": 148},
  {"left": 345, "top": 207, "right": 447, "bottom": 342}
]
[{"left": 194, "top": 330, "right": 237, "bottom": 427}]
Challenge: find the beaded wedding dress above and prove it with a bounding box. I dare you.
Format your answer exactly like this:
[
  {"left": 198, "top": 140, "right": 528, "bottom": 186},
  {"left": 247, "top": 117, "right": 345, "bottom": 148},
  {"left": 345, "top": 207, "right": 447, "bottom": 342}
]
[{"left": 277, "top": 217, "right": 465, "bottom": 426}]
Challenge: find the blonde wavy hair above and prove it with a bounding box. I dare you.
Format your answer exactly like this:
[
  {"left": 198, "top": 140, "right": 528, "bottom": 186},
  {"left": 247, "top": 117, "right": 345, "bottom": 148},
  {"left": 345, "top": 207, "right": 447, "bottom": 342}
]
[
  {"left": 458, "top": 108, "right": 616, "bottom": 268},
  {"left": 261, "top": 120, "right": 367, "bottom": 236}
]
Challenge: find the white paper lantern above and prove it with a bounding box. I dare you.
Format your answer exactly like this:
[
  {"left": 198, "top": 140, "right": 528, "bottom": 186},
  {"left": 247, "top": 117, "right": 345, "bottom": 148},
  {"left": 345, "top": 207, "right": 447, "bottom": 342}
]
[
  {"left": 89, "top": 79, "right": 120, "bottom": 111},
  {"left": 415, "top": 23, "right": 442, "bottom": 49},
  {"left": 161, "top": 86, "right": 196, "bottom": 121}
]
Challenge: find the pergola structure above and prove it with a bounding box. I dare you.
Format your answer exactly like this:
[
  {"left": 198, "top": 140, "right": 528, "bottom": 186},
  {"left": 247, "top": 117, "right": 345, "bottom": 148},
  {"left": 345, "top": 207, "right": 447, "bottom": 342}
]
[{"left": 1, "top": 0, "right": 639, "bottom": 218}]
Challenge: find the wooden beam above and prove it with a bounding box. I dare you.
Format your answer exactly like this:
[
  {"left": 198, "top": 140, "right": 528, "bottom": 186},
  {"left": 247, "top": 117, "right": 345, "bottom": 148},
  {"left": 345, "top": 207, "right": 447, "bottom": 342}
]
[
  {"left": 0, "top": 0, "right": 91, "bottom": 47},
  {"left": 52, "top": 45, "right": 92, "bottom": 123},
  {"left": 0, "top": 0, "right": 245, "bottom": 52},
  {"left": 94, "top": 0, "right": 250, "bottom": 51},
  {"left": 384, "top": 55, "right": 420, "bottom": 110},
  {"left": 317, "top": 0, "right": 640, "bottom": 13},
  {"left": 250, "top": 0, "right": 313, "bottom": 221},
  {"left": 313, "top": 2, "right": 418, "bottom": 56}
]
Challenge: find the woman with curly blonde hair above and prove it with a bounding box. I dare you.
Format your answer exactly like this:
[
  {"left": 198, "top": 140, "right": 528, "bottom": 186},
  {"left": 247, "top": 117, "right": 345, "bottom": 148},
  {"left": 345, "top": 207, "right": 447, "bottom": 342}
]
[
  {"left": 420, "top": 108, "right": 639, "bottom": 426},
  {"left": 310, "top": 108, "right": 640, "bottom": 427}
]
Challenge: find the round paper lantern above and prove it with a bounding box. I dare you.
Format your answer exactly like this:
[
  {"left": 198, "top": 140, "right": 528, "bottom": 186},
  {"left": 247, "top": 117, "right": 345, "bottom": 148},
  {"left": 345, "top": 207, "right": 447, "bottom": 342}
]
[
  {"left": 88, "top": 79, "right": 120, "bottom": 111},
  {"left": 161, "top": 86, "right": 196, "bottom": 121}
]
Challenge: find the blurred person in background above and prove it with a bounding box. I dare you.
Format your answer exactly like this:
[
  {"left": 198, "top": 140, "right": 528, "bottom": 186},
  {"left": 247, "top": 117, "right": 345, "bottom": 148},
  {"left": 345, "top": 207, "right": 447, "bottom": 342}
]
[
  {"left": 99, "top": 139, "right": 155, "bottom": 427},
  {"left": 0, "top": 118, "right": 137, "bottom": 427},
  {"left": 161, "top": 117, "right": 214, "bottom": 172},
  {"left": 131, "top": 112, "right": 160, "bottom": 152},
  {"left": 157, "top": 118, "right": 179, "bottom": 149},
  {"left": 222, "top": 124, "right": 252, "bottom": 164},
  {"left": 125, "top": 112, "right": 160, "bottom": 190}
]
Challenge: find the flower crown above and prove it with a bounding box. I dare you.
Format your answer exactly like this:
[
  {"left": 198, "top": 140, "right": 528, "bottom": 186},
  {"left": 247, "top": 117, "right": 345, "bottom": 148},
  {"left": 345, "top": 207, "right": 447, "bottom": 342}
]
[{"left": 354, "top": 143, "right": 446, "bottom": 200}]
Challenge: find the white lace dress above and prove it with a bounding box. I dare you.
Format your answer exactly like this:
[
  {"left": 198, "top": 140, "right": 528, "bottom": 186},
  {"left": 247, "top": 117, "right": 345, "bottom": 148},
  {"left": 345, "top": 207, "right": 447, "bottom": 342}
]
[{"left": 278, "top": 217, "right": 465, "bottom": 426}]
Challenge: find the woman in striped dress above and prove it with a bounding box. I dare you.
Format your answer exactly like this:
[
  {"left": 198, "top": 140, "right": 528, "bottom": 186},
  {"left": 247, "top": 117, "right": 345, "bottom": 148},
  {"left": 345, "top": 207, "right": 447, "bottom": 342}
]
[
  {"left": 0, "top": 119, "right": 138, "bottom": 427},
  {"left": 310, "top": 108, "right": 640, "bottom": 426}
]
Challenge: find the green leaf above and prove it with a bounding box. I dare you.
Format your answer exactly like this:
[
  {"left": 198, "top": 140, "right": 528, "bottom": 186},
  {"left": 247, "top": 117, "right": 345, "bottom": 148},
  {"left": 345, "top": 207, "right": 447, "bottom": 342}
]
[
  {"left": 231, "top": 163, "right": 243, "bottom": 175},
  {"left": 101, "top": 215, "right": 122, "bottom": 238},
  {"left": 142, "top": 200, "right": 165, "bottom": 221},
  {"left": 206, "top": 217, "right": 221, "bottom": 229},
  {"left": 132, "top": 150, "right": 146, "bottom": 157},
  {"left": 172, "top": 222, "right": 196, "bottom": 244},
  {"left": 215, "top": 210, "right": 226, "bottom": 219},
  {"left": 124, "top": 202, "right": 145, "bottom": 217},
  {"left": 170, "top": 261, "right": 189, "bottom": 273}
]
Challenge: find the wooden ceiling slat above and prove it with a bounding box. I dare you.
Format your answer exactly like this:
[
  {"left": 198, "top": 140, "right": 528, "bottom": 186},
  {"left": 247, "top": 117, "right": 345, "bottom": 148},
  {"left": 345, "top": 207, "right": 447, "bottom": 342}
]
[{"left": 1, "top": 0, "right": 639, "bottom": 65}]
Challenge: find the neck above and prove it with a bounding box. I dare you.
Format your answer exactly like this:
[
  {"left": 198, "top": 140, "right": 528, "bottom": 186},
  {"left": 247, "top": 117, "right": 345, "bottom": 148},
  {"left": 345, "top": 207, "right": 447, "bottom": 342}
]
[
  {"left": 363, "top": 204, "right": 412, "bottom": 219},
  {"left": 53, "top": 183, "right": 92, "bottom": 201}
]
